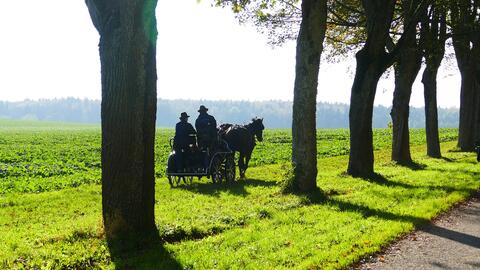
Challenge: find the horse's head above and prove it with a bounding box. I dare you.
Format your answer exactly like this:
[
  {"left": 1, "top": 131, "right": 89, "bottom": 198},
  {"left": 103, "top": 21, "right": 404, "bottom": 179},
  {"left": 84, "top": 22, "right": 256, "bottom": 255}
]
[{"left": 251, "top": 118, "right": 265, "bottom": 142}]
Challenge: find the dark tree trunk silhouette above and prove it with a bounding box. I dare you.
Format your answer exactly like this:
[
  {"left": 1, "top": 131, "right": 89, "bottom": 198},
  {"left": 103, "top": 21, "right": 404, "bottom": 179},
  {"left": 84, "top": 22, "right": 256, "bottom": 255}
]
[
  {"left": 456, "top": 61, "right": 480, "bottom": 151},
  {"left": 454, "top": 44, "right": 479, "bottom": 151},
  {"left": 391, "top": 59, "right": 421, "bottom": 163},
  {"left": 348, "top": 0, "right": 396, "bottom": 176},
  {"left": 422, "top": 68, "right": 441, "bottom": 157},
  {"left": 451, "top": 0, "right": 480, "bottom": 151},
  {"left": 291, "top": 0, "right": 327, "bottom": 192},
  {"left": 421, "top": 4, "right": 446, "bottom": 158},
  {"left": 348, "top": 53, "right": 385, "bottom": 176},
  {"left": 85, "top": 0, "right": 158, "bottom": 240},
  {"left": 391, "top": 17, "right": 422, "bottom": 162},
  {"left": 348, "top": 0, "right": 427, "bottom": 176}
]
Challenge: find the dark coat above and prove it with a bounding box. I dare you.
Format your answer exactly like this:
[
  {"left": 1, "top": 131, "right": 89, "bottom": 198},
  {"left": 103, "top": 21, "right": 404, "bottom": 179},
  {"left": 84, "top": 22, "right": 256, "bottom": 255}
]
[
  {"left": 195, "top": 113, "right": 217, "bottom": 133},
  {"left": 195, "top": 113, "right": 217, "bottom": 148},
  {"left": 174, "top": 121, "right": 196, "bottom": 150}
]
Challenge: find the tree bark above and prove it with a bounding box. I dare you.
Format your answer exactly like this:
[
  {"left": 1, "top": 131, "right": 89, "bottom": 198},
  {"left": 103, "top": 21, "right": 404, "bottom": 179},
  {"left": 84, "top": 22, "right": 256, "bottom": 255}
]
[
  {"left": 451, "top": 0, "right": 480, "bottom": 151},
  {"left": 475, "top": 43, "right": 480, "bottom": 147},
  {"left": 85, "top": 0, "right": 158, "bottom": 240},
  {"left": 348, "top": 0, "right": 428, "bottom": 176},
  {"left": 455, "top": 50, "right": 479, "bottom": 151},
  {"left": 457, "top": 65, "right": 479, "bottom": 151},
  {"left": 348, "top": 51, "right": 385, "bottom": 176},
  {"left": 420, "top": 3, "right": 446, "bottom": 158},
  {"left": 390, "top": 0, "right": 425, "bottom": 163},
  {"left": 391, "top": 37, "right": 422, "bottom": 162},
  {"left": 422, "top": 67, "right": 442, "bottom": 157},
  {"left": 291, "top": 0, "right": 327, "bottom": 192},
  {"left": 347, "top": 0, "right": 396, "bottom": 176}
]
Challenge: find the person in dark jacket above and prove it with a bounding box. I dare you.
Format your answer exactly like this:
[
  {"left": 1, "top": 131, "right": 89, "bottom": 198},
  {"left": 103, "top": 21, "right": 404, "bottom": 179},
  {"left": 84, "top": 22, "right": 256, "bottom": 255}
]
[
  {"left": 195, "top": 105, "right": 217, "bottom": 150},
  {"left": 174, "top": 112, "right": 196, "bottom": 171}
]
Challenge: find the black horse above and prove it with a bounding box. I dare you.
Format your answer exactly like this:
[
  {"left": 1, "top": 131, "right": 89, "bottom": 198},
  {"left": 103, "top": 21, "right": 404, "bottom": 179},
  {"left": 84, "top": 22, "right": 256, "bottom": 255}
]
[{"left": 219, "top": 118, "right": 264, "bottom": 179}]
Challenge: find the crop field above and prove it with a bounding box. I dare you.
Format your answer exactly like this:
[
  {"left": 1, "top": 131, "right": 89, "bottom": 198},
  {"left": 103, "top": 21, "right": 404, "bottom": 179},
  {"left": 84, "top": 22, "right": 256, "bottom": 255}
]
[
  {"left": 0, "top": 120, "right": 457, "bottom": 194},
  {"left": 0, "top": 119, "right": 478, "bottom": 269}
]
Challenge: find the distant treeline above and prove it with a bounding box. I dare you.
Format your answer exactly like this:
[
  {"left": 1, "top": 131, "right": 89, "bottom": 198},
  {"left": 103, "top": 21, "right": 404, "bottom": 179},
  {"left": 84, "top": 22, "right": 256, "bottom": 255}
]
[{"left": 0, "top": 98, "right": 459, "bottom": 128}]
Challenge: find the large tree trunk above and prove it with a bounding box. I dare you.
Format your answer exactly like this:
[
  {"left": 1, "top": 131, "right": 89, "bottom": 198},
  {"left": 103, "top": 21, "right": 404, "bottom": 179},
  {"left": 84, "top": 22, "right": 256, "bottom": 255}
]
[
  {"left": 291, "top": 0, "right": 327, "bottom": 192},
  {"left": 455, "top": 39, "right": 479, "bottom": 151},
  {"left": 390, "top": 0, "right": 423, "bottom": 163},
  {"left": 457, "top": 65, "right": 479, "bottom": 151},
  {"left": 420, "top": 4, "right": 446, "bottom": 158},
  {"left": 348, "top": 51, "right": 385, "bottom": 176},
  {"left": 391, "top": 41, "right": 422, "bottom": 162},
  {"left": 422, "top": 67, "right": 442, "bottom": 157},
  {"left": 86, "top": 0, "right": 158, "bottom": 240},
  {"left": 451, "top": 0, "right": 480, "bottom": 151},
  {"left": 476, "top": 42, "right": 480, "bottom": 147},
  {"left": 347, "top": 0, "right": 396, "bottom": 177}
]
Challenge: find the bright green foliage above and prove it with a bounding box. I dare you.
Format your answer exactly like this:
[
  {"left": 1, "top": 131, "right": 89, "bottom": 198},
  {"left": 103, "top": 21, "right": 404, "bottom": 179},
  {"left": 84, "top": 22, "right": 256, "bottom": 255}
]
[
  {"left": 0, "top": 120, "right": 457, "bottom": 194},
  {"left": 0, "top": 120, "right": 477, "bottom": 269},
  {"left": 0, "top": 121, "right": 101, "bottom": 194}
]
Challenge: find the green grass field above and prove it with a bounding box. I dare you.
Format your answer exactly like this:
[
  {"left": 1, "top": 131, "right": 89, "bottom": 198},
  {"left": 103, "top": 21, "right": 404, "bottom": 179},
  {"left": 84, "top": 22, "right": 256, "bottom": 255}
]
[{"left": 0, "top": 119, "right": 478, "bottom": 269}]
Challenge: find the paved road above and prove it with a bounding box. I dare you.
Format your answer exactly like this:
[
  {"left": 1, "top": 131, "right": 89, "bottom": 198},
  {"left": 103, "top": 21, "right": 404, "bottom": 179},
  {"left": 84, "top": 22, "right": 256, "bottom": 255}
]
[{"left": 356, "top": 193, "right": 480, "bottom": 270}]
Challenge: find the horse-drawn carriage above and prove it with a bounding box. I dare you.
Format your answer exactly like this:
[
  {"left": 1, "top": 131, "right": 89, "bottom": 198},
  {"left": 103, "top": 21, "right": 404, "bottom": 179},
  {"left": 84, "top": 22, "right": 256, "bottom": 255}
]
[
  {"left": 165, "top": 134, "right": 236, "bottom": 187},
  {"left": 166, "top": 117, "right": 265, "bottom": 187}
]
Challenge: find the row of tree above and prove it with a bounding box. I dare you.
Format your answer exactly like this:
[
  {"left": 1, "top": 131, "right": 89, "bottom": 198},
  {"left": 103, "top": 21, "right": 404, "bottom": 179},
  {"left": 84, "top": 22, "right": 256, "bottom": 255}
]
[
  {"left": 0, "top": 98, "right": 460, "bottom": 128},
  {"left": 82, "top": 0, "right": 478, "bottom": 244},
  {"left": 217, "top": 0, "right": 479, "bottom": 189}
]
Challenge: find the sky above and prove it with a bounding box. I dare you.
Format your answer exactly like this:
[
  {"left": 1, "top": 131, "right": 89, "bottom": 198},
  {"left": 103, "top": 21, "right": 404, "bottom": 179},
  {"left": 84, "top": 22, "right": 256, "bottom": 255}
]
[{"left": 0, "top": 0, "right": 462, "bottom": 108}]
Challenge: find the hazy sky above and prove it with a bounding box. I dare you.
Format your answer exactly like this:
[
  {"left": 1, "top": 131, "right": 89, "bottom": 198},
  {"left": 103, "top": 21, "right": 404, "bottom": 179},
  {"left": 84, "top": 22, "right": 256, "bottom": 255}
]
[{"left": 0, "top": 1, "right": 461, "bottom": 107}]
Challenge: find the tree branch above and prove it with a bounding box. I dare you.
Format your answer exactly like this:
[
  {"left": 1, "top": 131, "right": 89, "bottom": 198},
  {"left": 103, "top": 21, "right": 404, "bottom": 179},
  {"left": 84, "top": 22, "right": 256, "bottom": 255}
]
[
  {"left": 85, "top": 0, "right": 103, "bottom": 33},
  {"left": 383, "top": 0, "right": 432, "bottom": 69}
]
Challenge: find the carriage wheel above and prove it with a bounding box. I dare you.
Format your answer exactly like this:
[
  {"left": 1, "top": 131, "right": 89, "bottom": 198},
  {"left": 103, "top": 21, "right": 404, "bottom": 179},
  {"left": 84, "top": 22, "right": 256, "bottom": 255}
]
[
  {"left": 211, "top": 156, "right": 224, "bottom": 184},
  {"left": 225, "top": 155, "right": 236, "bottom": 183}
]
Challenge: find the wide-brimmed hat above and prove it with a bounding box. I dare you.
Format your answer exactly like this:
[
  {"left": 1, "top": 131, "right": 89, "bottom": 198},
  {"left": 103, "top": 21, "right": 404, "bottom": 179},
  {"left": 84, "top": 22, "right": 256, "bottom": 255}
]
[
  {"left": 198, "top": 105, "right": 208, "bottom": 112},
  {"left": 179, "top": 112, "right": 190, "bottom": 119}
]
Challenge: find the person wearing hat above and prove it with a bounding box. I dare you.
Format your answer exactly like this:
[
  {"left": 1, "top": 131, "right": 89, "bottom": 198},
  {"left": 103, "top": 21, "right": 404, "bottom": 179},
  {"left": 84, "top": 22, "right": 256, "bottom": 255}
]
[
  {"left": 195, "top": 105, "right": 217, "bottom": 150},
  {"left": 174, "top": 112, "right": 196, "bottom": 171}
]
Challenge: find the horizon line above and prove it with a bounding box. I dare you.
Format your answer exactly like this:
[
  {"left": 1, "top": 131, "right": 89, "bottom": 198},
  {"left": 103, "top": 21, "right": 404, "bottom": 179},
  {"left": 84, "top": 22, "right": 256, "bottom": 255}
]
[{"left": 0, "top": 97, "right": 460, "bottom": 110}]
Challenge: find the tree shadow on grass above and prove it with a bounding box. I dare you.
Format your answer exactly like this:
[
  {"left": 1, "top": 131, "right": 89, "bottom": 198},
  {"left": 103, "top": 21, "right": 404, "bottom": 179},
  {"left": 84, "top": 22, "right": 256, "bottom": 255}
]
[
  {"left": 441, "top": 157, "right": 455, "bottom": 162},
  {"left": 352, "top": 172, "right": 478, "bottom": 195},
  {"left": 175, "top": 178, "right": 277, "bottom": 197},
  {"left": 424, "top": 167, "right": 480, "bottom": 192},
  {"left": 294, "top": 185, "right": 429, "bottom": 225},
  {"left": 396, "top": 160, "right": 427, "bottom": 171},
  {"left": 300, "top": 184, "right": 480, "bottom": 250},
  {"left": 108, "top": 232, "right": 183, "bottom": 270},
  {"left": 359, "top": 173, "right": 419, "bottom": 189}
]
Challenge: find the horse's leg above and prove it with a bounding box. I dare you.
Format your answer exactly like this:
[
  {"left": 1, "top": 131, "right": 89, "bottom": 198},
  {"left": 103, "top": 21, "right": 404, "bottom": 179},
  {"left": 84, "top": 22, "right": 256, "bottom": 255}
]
[
  {"left": 238, "top": 152, "right": 246, "bottom": 179},
  {"left": 244, "top": 150, "right": 252, "bottom": 178}
]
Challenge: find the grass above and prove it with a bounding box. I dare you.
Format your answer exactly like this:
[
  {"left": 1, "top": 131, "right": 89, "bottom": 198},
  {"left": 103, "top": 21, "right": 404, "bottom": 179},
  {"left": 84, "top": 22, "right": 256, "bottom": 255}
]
[
  {"left": 0, "top": 119, "right": 457, "bottom": 194},
  {"left": 0, "top": 120, "right": 478, "bottom": 269}
]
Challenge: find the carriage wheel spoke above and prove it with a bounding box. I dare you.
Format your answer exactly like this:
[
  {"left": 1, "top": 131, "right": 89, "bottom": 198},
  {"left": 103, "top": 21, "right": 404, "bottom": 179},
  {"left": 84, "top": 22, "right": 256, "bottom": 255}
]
[
  {"left": 211, "top": 156, "right": 224, "bottom": 184},
  {"left": 225, "top": 155, "right": 236, "bottom": 182}
]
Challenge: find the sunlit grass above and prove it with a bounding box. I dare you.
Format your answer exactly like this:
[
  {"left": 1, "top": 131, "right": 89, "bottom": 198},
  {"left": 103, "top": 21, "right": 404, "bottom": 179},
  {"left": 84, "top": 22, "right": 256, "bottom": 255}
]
[
  {"left": 0, "top": 120, "right": 457, "bottom": 194},
  {"left": 1, "top": 131, "right": 479, "bottom": 269}
]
